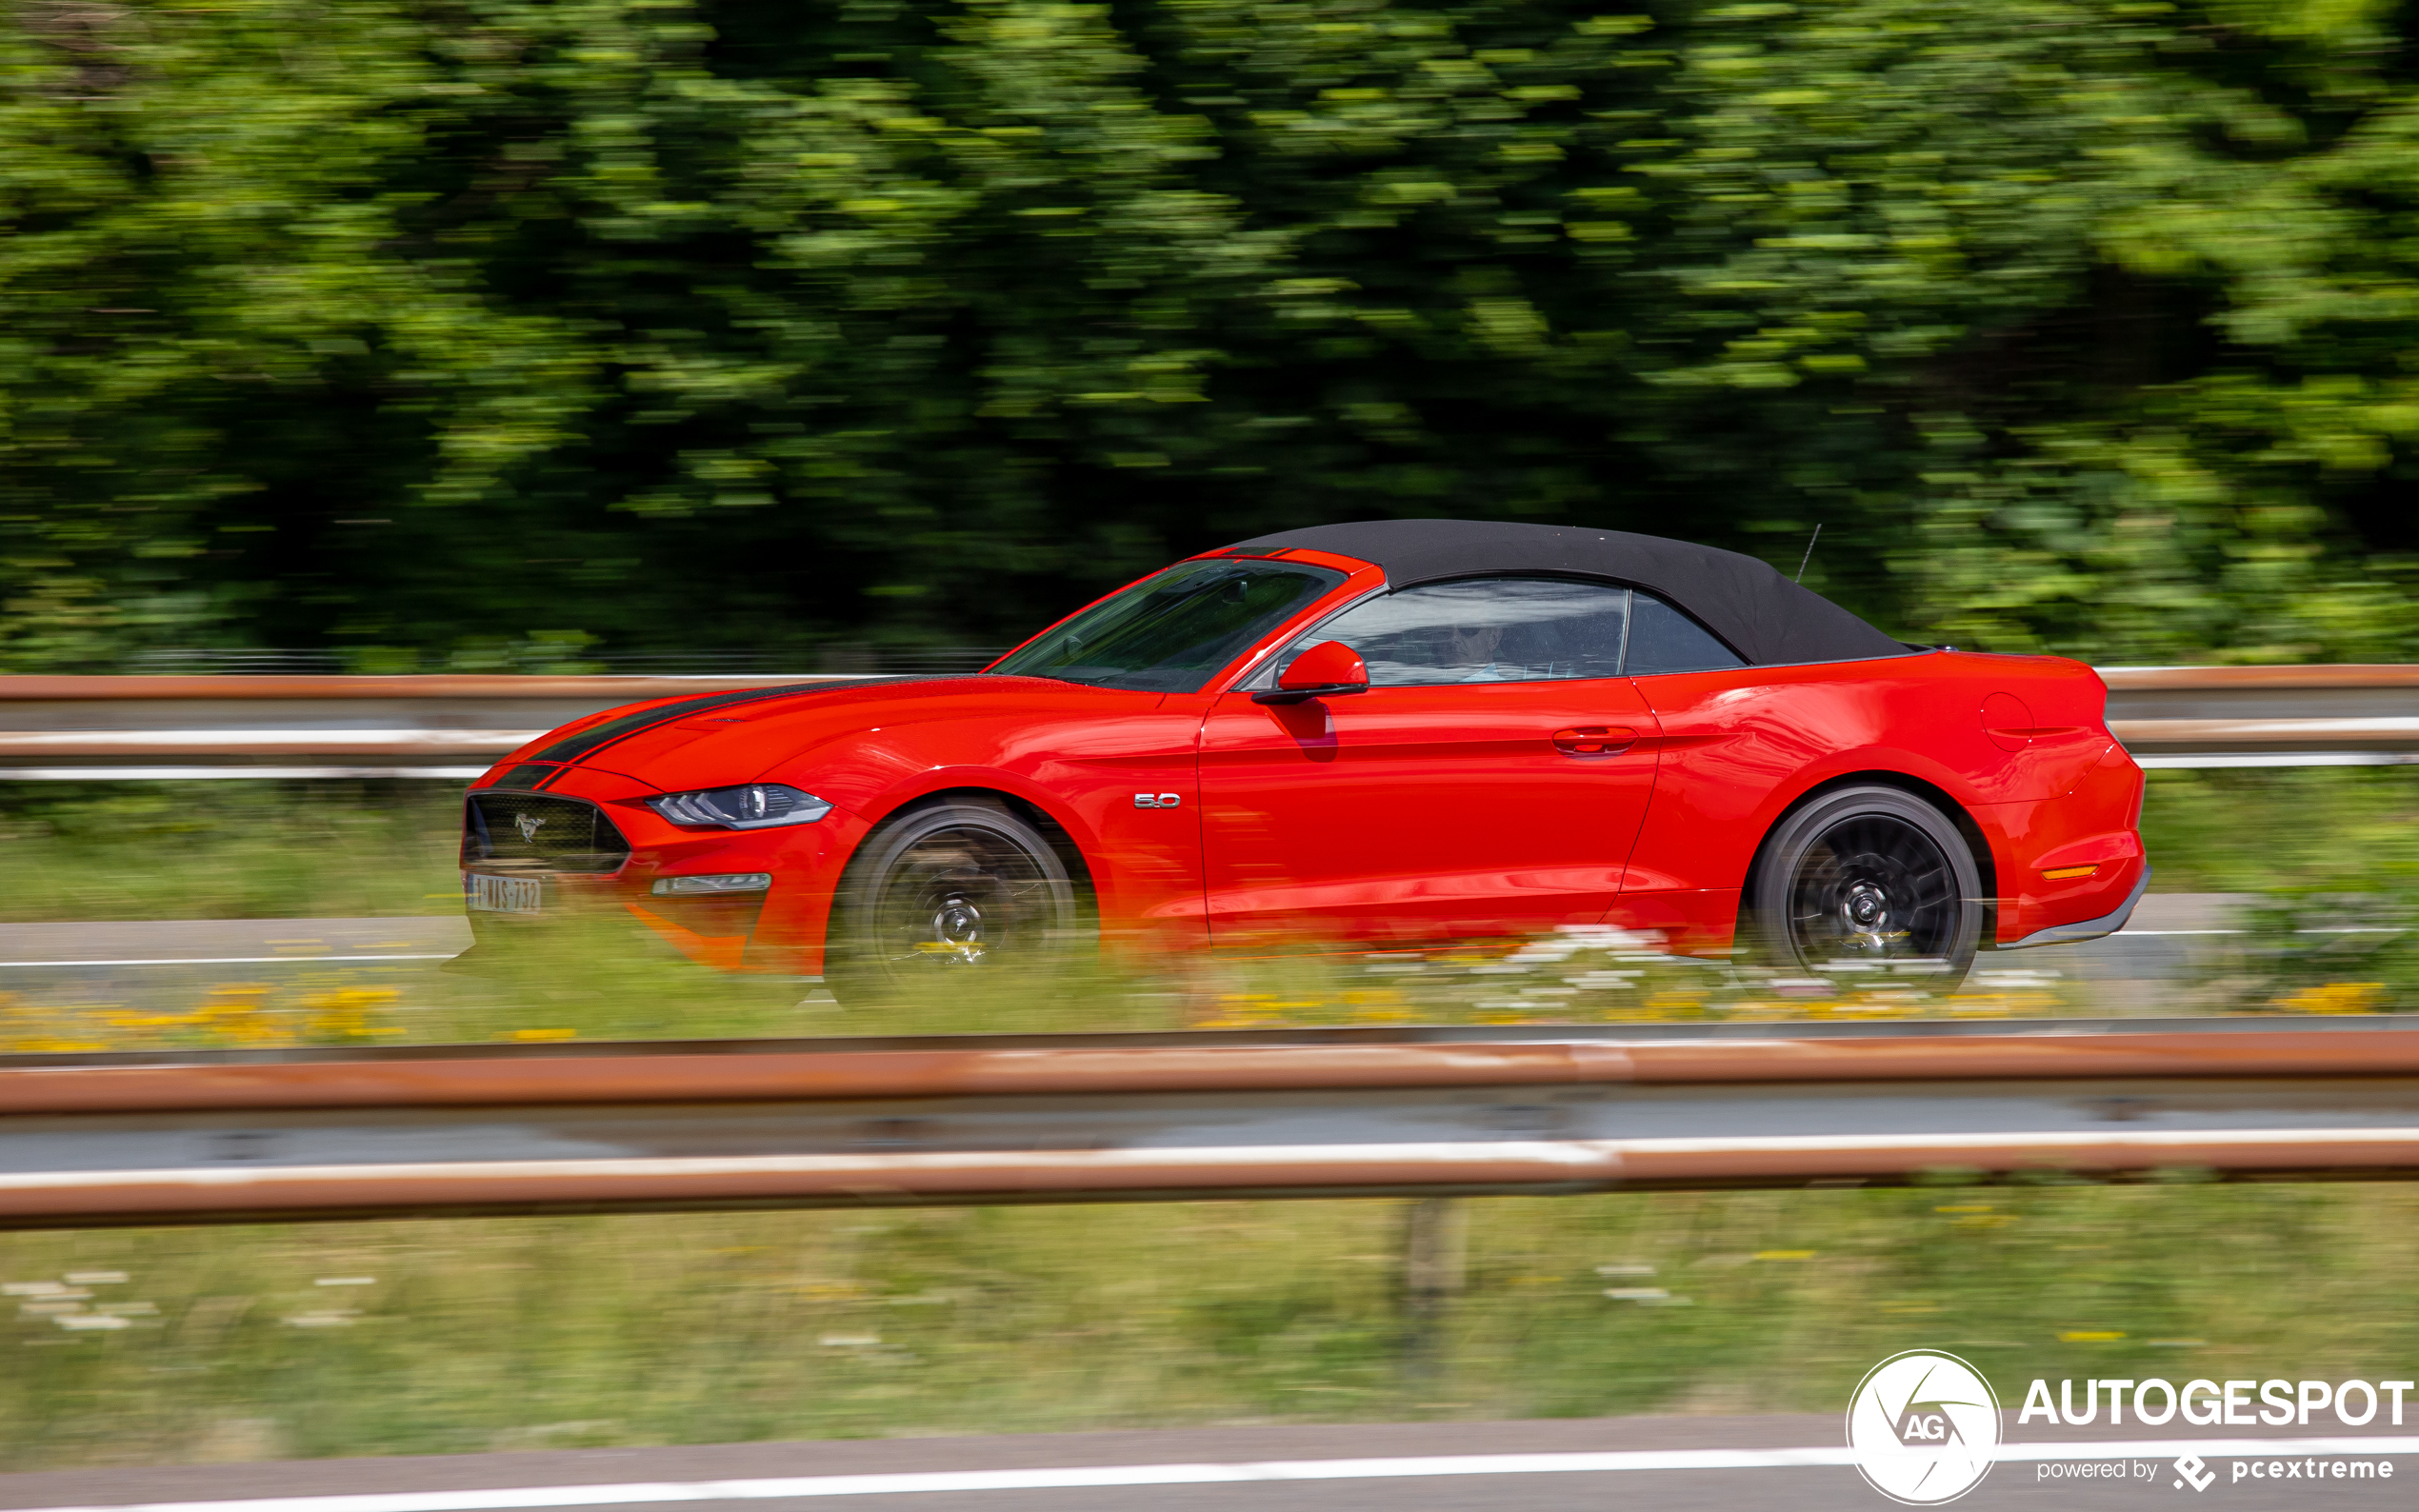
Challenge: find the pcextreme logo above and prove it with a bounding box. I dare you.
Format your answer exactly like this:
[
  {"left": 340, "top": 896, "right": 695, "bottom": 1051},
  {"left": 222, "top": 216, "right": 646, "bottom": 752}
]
[{"left": 1848, "top": 1350, "right": 2002, "bottom": 1504}]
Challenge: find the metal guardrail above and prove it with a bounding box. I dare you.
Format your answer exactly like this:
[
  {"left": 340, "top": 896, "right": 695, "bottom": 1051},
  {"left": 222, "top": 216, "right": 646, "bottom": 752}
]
[
  {"left": 2105, "top": 665, "right": 2419, "bottom": 768},
  {"left": 7, "top": 1018, "right": 2419, "bottom": 1227},
  {"left": 0, "top": 666, "right": 2411, "bottom": 778},
  {"left": 0, "top": 674, "right": 862, "bottom": 779}
]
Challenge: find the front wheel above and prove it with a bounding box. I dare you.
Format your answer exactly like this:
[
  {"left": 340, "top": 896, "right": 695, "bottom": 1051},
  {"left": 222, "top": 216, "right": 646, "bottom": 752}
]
[
  {"left": 823, "top": 797, "right": 1089, "bottom": 1004},
  {"left": 1746, "top": 785, "right": 1984, "bottom": 987}
]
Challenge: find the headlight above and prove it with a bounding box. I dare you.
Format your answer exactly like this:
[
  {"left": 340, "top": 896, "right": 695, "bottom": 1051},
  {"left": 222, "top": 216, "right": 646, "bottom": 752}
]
[{"left": 647, "top": 783, "right": 832, "bottom": 829}]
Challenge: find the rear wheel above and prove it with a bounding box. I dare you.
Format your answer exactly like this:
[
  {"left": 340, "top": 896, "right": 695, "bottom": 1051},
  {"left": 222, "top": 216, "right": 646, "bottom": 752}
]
[
  {"left": 823, "top": 797, "right": 1088, "bottom": 1003},
  {"left": 1747, "top": 785, "right": 1983, "bottom": 987}
]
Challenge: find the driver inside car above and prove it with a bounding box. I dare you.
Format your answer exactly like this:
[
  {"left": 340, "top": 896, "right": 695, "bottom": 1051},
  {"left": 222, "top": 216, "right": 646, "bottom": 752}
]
[{"left": 1444, "top": 617, "right": 1513, "bottom": 682}]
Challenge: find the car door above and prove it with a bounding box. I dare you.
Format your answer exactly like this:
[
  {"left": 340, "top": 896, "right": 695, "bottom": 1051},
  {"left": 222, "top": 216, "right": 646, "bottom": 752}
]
[{"left": 1198, "top": 576, "right": 1664, "bottom": 945}]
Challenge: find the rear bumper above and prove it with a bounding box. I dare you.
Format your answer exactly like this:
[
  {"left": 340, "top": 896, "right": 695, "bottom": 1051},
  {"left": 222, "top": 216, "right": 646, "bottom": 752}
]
[
  {"left": 1988, "top": 737, "right": 2147, "bottom": 945},
  {"left": 2001, "top": 865, "right": 2151, "bottom": 949}
]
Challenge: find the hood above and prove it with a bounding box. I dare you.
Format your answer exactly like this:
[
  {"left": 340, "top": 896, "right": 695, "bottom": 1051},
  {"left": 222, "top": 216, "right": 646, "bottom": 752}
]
[{"left": 479, "top": 674, "right": 1091, "bottom": 792}]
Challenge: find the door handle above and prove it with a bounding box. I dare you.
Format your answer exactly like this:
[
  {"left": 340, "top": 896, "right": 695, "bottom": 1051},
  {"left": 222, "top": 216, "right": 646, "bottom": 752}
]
[{"left": 1552, "top": 726, "right": 1637, "bottom": 757}]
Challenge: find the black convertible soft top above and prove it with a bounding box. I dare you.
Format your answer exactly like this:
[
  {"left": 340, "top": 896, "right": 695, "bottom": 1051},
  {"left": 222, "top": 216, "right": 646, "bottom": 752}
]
[{"left": 1221, "top": 519, "right": 1910, "bottom": 667}]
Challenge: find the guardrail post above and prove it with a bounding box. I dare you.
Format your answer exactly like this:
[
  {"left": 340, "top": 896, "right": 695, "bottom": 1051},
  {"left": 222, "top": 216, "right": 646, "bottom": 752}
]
[{"left": 1398, "top": 1196, "right": 1468, "bottom": 1381}]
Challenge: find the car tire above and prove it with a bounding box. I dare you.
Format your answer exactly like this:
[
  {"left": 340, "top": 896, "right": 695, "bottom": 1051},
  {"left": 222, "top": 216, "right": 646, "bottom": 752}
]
[
  {"left": 1745, "top": 785, "right": 1984, "bottom": 989},
  {"left": 823, "top": 797, "right": 1088, "bottom": 1004}
]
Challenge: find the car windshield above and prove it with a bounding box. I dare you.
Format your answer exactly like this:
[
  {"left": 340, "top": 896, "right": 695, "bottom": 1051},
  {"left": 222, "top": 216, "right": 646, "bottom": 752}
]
[{"left": 990, "top": 558, "right": 1347, "bottom": 693}]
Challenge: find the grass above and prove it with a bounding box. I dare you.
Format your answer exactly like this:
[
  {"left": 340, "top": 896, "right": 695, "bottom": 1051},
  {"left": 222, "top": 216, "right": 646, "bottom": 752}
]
[
  {"left": 0, "top": 783, "right": 461, "bottom": 924},
  {"left": 2137, "top": 767, "right": 2419, "bottom": 1007},
  {"left": 2138, "top": 765, "right": 2419, "bottom": 892},
  {"left": 3, "top": 1181, "right": 2415, "bottom": 1470},
  {"left": 0, "top": 920, "right": 2091, "bottom": 1055}
]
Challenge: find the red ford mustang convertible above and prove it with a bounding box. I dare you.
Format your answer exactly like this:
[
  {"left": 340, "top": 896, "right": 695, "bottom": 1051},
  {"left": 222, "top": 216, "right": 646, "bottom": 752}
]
[{"left": 461, "top": 520, "right": 2146, "bottom": 997}]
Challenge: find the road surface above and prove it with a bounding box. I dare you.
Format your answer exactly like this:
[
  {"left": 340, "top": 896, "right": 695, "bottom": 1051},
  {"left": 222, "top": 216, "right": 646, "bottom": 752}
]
[{"left": 0, "top": 1413, "right": 2407, "bottom": 1510}]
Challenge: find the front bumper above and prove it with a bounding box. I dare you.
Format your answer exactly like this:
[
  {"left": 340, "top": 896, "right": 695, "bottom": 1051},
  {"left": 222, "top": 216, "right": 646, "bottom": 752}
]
[{"left": 458, "top": 766, "right": 868, "bottom": 975}]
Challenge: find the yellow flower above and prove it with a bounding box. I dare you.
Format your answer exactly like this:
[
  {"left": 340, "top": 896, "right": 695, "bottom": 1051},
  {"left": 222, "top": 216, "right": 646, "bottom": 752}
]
[
  {"left": 300, "top": 986, "right": 401, "bottom": 1042},
  {"left": 9, "top": 1036, "right": 110, "bottom": 1054},
  {"left": 2272, "top": 982, "right": 2387, "bottom": 1014},
  {"left": 1640, "top": 989, "right": 1706, "bottom": 1020},
  {"left": 195, "top": 984, "right": 291, "bottom": 1046}
]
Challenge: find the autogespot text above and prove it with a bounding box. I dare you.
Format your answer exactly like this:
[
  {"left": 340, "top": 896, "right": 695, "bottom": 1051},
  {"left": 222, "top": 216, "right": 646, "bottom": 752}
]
[{"left": 2019, "top": 1376, "right": 2416, "bottom": 1428}]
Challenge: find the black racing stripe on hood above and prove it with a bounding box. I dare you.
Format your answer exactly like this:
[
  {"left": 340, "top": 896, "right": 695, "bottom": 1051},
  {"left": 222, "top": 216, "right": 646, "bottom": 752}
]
[{"left": 533, "top": 677, "right": 938, "bottom": 764}]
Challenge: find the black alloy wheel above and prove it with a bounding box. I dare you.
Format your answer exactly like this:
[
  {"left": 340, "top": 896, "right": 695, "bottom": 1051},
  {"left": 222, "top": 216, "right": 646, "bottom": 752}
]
[
  {"left": 825, "top": 797, "right": 1087, "bottom": 1002},
  {"left": 1747, "top": 785, "right": 1984, "bottom": 986}
]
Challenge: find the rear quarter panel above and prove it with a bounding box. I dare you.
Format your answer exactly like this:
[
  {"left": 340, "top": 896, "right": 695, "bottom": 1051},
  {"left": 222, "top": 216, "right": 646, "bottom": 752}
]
[{"left": 1616, "top": 650, "right": 2140, "bottom": 951}]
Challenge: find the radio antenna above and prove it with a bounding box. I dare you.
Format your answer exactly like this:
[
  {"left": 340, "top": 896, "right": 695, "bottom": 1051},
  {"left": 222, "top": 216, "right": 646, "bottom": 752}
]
[{"left": 1795, "top": 524, "right": 1823, "bottom": 584}]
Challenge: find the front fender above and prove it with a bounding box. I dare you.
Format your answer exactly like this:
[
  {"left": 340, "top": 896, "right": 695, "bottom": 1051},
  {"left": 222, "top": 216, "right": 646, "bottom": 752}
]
[
  {"left": 816, "top": 760, "right": 1108, "bottom": 858},
  {"left": 754, "top": 701, "right": 1209, "bottom": 945}
]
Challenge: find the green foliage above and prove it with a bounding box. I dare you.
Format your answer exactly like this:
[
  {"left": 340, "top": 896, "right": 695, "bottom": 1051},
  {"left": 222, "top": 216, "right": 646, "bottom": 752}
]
[
  {"left": 2139, "top": 766, "right": 2419, "bottom": 1007},
  {"left": 8, "top": 0, "right": 2419, "bottom": 666},
  {"left": 2137, "top": 766, "right": 2419, "bottom": 893}
]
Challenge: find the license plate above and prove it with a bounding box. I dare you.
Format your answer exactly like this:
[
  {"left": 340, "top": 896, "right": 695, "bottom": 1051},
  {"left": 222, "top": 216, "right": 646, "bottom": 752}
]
[{"left": 466, "top": 873, "right": 543, "bottom": 914}]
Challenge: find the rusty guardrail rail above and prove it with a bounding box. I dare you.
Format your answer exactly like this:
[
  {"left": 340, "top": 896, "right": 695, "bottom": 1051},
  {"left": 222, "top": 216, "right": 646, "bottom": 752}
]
[
  {"left": 2102, "top": 664, "right": 2419, "bottom": 768},
  {"left": 0, "top": 666, "right": 2411, "bottom": 777},
  {"left": 8, "top": 1016, "right": 2419, "bottom": 1227},
  {"left": 0, "top": 674, "right": 861, "bottom": 779}
]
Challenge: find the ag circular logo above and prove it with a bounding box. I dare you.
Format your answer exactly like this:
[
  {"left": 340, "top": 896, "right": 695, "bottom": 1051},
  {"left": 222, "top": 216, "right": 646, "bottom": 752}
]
[{"left": 1847, "top": 1349, "right": 2001, "bottom": 1504}]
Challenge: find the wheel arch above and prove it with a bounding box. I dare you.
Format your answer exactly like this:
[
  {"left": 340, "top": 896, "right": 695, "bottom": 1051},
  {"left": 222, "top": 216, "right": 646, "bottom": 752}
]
[
  {"left": 854, "top": 785, "right": 1099, "bottom": 906},
  {"left": 1738, "top": 769, "right": 2000, "bottom": 946}
]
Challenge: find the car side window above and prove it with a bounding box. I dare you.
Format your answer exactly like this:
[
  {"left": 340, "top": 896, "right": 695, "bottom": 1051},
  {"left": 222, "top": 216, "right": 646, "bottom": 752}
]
[
  {"left": 1625, "top": 591, "right": 1747, "bottom": 674},
  {"left": 1271, "top": 577, "right": 1629, "bottom": 686}
]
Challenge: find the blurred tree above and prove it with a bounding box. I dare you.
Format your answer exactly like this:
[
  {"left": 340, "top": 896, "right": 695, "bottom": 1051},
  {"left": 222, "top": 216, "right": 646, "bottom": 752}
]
[{"left": 4, "top": 0, "right": 2417, "bottom": 668}]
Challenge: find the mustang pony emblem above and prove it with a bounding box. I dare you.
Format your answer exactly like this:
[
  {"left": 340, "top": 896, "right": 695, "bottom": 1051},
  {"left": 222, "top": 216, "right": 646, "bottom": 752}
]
[{"left": 515, "top": 813, "right": 547, "bottom": 843}]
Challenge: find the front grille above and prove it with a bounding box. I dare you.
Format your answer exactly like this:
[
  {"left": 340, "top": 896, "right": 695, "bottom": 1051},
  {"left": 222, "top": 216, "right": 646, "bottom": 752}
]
[{"left": 463, "top": 792, "right": 630, "bottom": 874}]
